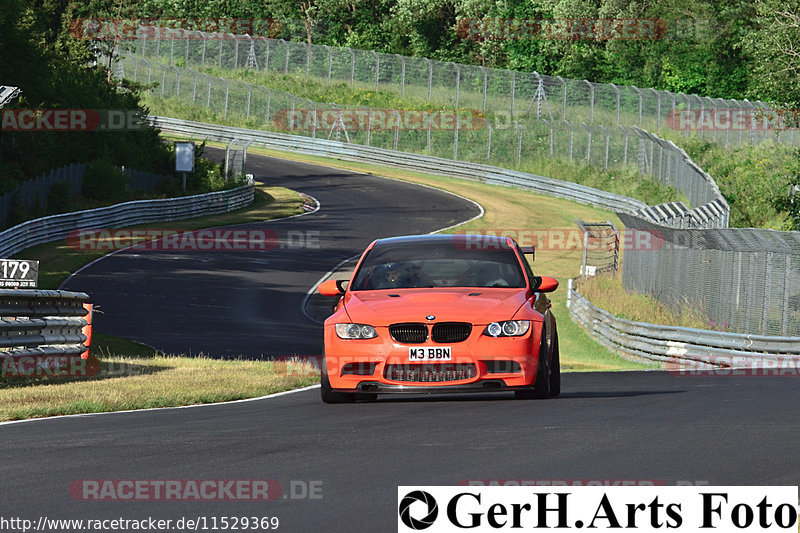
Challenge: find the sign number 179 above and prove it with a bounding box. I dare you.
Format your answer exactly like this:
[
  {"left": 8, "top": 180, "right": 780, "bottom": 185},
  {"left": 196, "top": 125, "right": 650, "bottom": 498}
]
[{"left": 0, "top": 259, "right": 39, "bottom": 288}]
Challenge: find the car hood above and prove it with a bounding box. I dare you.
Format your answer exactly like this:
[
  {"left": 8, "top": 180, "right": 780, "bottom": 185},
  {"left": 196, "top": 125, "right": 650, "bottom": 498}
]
[{"left": 342, "top": 288, "right": 531, "bottom": 326}]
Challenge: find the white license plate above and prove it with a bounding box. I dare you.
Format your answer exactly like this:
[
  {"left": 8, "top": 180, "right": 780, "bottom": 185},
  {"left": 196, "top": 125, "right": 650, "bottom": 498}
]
[{"left": 408, "top": 347, "right": 452, "bottom": 361}]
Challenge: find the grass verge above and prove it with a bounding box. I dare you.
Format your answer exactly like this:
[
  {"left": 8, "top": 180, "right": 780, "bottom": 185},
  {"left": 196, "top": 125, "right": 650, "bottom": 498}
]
[
  {"left": 575, "top": 275, "right": 718, "bottom": 331},
  {"left": 0, "top": 333, "right": 318, "bottom": 422}
]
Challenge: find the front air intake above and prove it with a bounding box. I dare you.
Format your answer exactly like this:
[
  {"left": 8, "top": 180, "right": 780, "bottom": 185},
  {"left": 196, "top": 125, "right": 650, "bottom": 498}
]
[{"left": 389, "top": 323, "right": 428, "bottom": 344}]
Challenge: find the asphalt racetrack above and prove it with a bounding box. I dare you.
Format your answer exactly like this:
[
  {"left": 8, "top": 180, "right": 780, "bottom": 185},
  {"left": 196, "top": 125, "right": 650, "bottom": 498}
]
[
  {"left": 61, "top": 151, "right": 481, "bottom": 357},
  {"left": 3, "top": 153, "right": 799, "bottom": 532}
]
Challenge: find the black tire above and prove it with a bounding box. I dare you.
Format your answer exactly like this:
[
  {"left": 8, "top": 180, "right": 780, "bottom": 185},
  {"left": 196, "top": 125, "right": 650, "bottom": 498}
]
[
  {"left": 549, "top": 329, "right": 561, "bottom": 397},
  {"left": 320, "top": 363, "right": 356, "bottom": 404},
  {"left": 515, "top": 331, "right": 551, "bottom": 400}
]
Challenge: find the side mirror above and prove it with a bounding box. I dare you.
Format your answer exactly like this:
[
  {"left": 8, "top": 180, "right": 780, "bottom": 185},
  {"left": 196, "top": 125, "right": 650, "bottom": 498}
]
[
  {"left": 318, "top": 279, "right": 344, "bottom": 296},
  {"left": 537, "top": 276, "right": 559, "bottom": 293}
]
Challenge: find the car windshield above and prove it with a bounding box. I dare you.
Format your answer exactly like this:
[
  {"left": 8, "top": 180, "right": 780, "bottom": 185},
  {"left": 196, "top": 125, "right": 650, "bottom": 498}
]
[{"left": 350, "top": 241, "right": 527, "bottom": 290}]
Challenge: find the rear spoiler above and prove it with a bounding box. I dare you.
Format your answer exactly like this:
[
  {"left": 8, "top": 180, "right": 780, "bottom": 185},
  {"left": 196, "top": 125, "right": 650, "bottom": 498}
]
[{"left": 519, "top": 245, "right": 535, "bottom": 261}]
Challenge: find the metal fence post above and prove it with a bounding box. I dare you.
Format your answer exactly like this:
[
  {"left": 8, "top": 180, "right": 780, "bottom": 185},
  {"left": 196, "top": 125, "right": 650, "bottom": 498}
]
[
  {"left": 567, "top": 120, "right": 574, "bottom": 161},
  {"left": 263, "top": 86, "right": 271, "bottom": 122},
  {"left": 246, "top": 82, "right": 252, "bottom": 119},
  {"left": 398, "top": 55, "right": 406, "bottom": 97},
  {"left": 453, "top": 111, "right": 459, "bottom": 160},
  {"left": 485, "top": 119, "right": 492, "bottom": 161},
  {"left": 425, "top": 58, "right": 433, "bottom": 99},
  {"left": 223, "top": 78, "right": 229, "bottom": 118},
  {"left": 585, "top": 80, "right": 594, "bottom": 123},
  {"left": 611, "top": 83, "right": 620, "bottom": 125},
  {"left": 515, "top": 121, "right": 523, "bottom": 166},
  {"left": 583, "top": 123, "right": 592, "bottom": 162},
  {"left": 349, "top": 48, "right": 355, "bottom": 85},
  {"left": 373, "top": 51, "right": 380, "bottom": 89},
  {"left": 454, "top": 64, "right": 461, "bottom": 109},
  {"left": 543, "top": 119, "right": 554, "bottom": 157},
  {"left": 480, "top": 66, "right": 488, "bottom": 113},
  {"left": 510, "top": 70, "right": 516, "bottom": 118},
  {"left": 326, "top": 45, "right": 332, "bottom": 83},
  {"left": 632, "top": 86, "right": 642, "bottom": 126}
]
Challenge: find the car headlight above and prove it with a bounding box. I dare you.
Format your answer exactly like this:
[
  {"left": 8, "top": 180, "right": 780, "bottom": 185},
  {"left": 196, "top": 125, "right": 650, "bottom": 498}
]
[
  {"left": 335, "top": 323, "right": 378, "bottom": 339},
  {"left": 483, "top": 320, "right": 530, "bottom": 337}
]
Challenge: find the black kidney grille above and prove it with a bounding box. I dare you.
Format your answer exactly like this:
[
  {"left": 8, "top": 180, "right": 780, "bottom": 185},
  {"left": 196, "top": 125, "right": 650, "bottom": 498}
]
[
  {"left": 384, "top": 364, "right": 477, "bottom": 382},
  {"left": 389, "top": 323, "right": 428, "bottom": 344},
  {"left": 431, "top": 322, "right": 472, "bottom": 343}
]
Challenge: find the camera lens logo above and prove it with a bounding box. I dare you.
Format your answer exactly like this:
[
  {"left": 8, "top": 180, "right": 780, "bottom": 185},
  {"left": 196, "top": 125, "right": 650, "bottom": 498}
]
[{"left": 399, "top": 490, "right": 438, "bottom": 530}]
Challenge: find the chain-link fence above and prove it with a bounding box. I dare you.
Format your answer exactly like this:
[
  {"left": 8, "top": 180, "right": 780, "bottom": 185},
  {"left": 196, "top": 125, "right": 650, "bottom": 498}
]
[
  {"left": 119, "top": 53, "right": 727, "bottom": 228},
  {"left": 618, "top": 212, "right": 800, "bottom": 336},
  {"left": 129, "top": 29, "right": 796, "bottom": 149}
]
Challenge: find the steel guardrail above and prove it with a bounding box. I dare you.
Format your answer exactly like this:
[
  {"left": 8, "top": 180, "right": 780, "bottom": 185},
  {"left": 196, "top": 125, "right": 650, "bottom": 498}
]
[
  {"left": 0, "top": 289, "right": 91, "bottom": 372},
  {"left": 0, "top": 182, "right": 254, "bottom": 258},
  {"left": 566, "top": 279, "right": 800, "bottom": 363},
  {"left": 149, "top": 116, "right": 648, "bottom": 213}
]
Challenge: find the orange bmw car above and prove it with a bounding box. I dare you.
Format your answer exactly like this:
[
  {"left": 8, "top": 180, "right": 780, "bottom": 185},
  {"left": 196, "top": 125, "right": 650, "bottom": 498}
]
[{"left": 317, "top": 234, "right": 560, "bottom": 403}]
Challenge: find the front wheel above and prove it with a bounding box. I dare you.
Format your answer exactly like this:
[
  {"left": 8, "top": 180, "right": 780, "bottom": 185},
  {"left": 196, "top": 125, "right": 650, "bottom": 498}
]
[
  {"left": 549, "top": 329, "right": 561, "bottom": 397},
  {"left": 515, "top": 331, "right": 551, "bottom": 399},
  {"left": 320, "top": 363, "right": 356, "bottom": 404}
]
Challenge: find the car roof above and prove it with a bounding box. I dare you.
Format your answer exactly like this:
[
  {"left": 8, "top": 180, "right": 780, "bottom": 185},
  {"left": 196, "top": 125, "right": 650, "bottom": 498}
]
[{"left": 372, "top": 233, "right": 517, "bottom": 249}]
